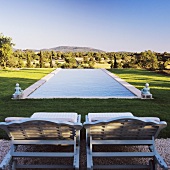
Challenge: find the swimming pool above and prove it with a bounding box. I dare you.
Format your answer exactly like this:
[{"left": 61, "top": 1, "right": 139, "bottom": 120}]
[{"left": 25, "top": 69, "right": 141, "bottom": 99}]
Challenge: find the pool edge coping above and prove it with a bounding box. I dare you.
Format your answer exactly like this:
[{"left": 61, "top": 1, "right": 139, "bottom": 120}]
[
  {"left": 22, "top": 68, "right": 141, "bottom": 99},
  {"left": 101, "top": 69, "right": 141, "bottom": 98},
  {"left": 22, "top": 68, "right": 61, "bottom": 99}
]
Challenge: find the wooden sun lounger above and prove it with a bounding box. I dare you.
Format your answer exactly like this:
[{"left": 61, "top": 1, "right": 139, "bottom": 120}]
[
  {"left": 83, "top": 113, "right": 168, "bottom": 170},
  {"left": 0, "top": 113, "right": 82, "bottom": 170}
]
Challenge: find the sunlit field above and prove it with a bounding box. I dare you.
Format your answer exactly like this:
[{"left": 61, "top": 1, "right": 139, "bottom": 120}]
[{"left": 94, "top": 63, "right": 111, "bottom": 69}]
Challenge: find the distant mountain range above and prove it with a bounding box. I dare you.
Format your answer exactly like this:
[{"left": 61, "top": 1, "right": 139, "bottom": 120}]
[{"left": 14, "top": 46, "right": 105, "bottom": 53}]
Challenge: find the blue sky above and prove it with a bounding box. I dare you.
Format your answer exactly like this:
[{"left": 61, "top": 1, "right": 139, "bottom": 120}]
[{"left": 0, "top": 0, "right": 170, "bottom": 52}]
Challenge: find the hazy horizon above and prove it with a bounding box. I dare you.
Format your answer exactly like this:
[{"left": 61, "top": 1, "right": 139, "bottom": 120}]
[{"left": 1, "top": 0, "right": 170, "bottom": 53}]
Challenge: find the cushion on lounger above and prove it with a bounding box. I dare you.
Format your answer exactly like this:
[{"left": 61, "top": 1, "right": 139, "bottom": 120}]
[
  {"left": 31, "top": 112, "right": 78, "bottom": 123},
  {"left": 88, "top": 112, "right": 134, "bottom": 122},
  {"left": 5, "top": 117, "right": 29, "bottom": 122},
  {"left": 88, "top": 113, "right": 160, "bottom": 122}
]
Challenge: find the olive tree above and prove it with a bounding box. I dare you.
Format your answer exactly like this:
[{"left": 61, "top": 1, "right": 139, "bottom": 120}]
[
  {"left": 0, "top": 33, "right": 15, "bottom": 68},
  {"left": 138, "top": 50, "right": 158, "bottom": 70}
]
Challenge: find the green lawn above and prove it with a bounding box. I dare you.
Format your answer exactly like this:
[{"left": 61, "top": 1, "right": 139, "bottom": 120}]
[{"left": 0, "top": 68, "right": 169, "bottom": 138}]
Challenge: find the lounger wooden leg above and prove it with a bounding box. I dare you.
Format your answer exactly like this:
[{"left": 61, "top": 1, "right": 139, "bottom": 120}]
[
  {"left": 74, "top": 130, "right": 81, "bottom": 170},
  {"left": 86, "top": 136, "right": 93, "bottom": 170},
  {"left": 12, "top": 160, "right": 16, "bottom": 170},
  {"left": 149, "top": 160, "right": 154, "bottom": 170},
  {"left": 84, "top": 114, "right": 167, "bottom": 170},
  {"left": 149, "top": 144, "right": 168, "bottom": 170},
  {"left": 74, "top": 146, "right": 80, "bottom": 169},
  {"left": 86, "top": 146, "right": 92, "bottom": 169},
  {"left": 0, "top": 150, "right": 12, "bottom": 170}
]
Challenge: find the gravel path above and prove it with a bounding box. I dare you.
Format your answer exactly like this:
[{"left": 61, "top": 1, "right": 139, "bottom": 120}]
[{"left": 0, "top": 139, "right": 170, "bottom": 170}]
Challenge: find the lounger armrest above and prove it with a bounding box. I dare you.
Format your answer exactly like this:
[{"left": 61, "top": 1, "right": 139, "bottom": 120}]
[
  {"left": 77, "top": 115, "right": 81, "bottom": 123},
  {"left": 85, "top": 115, "right": 90, "bottom": 122},
  {"left": 138, "top": 117, "right": 160, "bottom": 122}
]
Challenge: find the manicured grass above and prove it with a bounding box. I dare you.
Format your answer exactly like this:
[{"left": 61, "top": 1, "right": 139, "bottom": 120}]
[{"left": 0, "top": 68, "right": 169, "bottom": 139}]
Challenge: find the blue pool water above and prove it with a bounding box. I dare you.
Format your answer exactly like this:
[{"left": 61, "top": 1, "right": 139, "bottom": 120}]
[{"left": 27, "top": 69, "right": 136, "bottom": 98}]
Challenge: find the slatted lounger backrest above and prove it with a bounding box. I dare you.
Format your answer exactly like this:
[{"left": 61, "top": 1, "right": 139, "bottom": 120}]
[
  {"left": 0, "top": 119, "right": 82, "bottom": 140},
  {"left": 84, "top": 117, "right": 167, "bottom": 140}
]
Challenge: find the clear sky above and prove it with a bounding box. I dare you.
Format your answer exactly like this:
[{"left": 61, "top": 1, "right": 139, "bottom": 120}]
[{"left": 0, "top": 0, "right": 170, "bottom": 52}]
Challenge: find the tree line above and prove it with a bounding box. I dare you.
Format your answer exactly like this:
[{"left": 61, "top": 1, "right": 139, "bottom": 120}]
[{"left": 0, "top": 33, "right": 170, "bottom": 70}]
